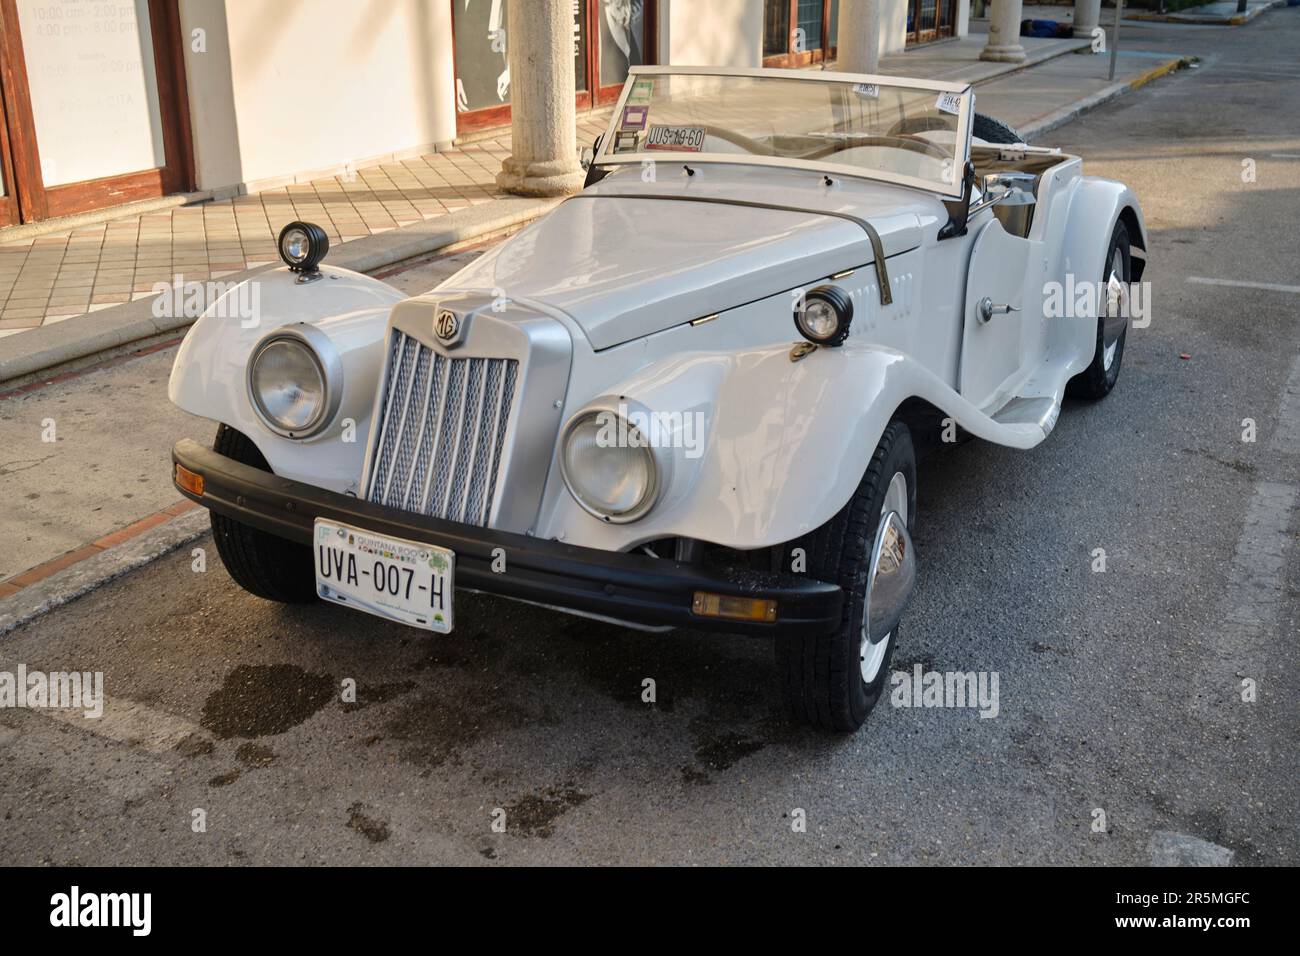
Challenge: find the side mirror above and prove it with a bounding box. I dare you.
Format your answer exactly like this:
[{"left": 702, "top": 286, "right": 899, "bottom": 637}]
[
  {"left": 980, "top": 171, "right": 1037, "bottom": 236},
  {"left": 582, "top": 134, "right": 608, "bottom": 188},
  {"left": 581, "top": 133, "right": 603, "bottom": 171}
]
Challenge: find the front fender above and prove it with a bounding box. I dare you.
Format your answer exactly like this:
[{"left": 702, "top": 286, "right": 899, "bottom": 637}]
[
  {"left": 168, "top": 264, "right": 404, "bottom": 492},
  {"left": 536, "top": 341, "right": 1048, "bottom": 552}
]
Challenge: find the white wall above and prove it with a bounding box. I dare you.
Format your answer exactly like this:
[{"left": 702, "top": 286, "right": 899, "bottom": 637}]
[
  {"left": 660, "top": 0, "right": 764, "bottom": 67},
  {"left": 180, "top": 0, "right": 456, "bottom": 196},
  {"left": 880, "top": 0, "right": 909, "bottom": 55}
]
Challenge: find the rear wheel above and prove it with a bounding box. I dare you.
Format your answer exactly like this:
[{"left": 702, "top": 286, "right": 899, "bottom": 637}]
[
  {"left": 210, "top": 424, "right": 318, "bottom": 603},
  {"left": 1067, "top": 220, "right": 1131, "bottom": 400},
  {"left": 776, "top": 421, "right": 917, "bottom": 732}
]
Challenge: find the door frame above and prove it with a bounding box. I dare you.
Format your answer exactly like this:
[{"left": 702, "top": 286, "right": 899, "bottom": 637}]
[
  {"left": 906, "top": 0, "right": 958, "bottom": 47},
  {"left": 762, "top": 0, "right": 837, "bottom": 69},
  {"left": 0, "top": 0, "right": 194, "bottom": 224},
  {"left": 0, "top": 68, "right": 19, "bottom": 227}
]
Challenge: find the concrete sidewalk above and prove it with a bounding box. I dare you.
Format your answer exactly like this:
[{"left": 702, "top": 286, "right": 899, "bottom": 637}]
[{"left": 0, "top": 29, "right": 1190, "bottom": 386}]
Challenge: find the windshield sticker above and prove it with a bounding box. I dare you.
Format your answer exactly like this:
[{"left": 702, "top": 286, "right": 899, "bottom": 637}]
[
  {"left": 628, "top": 77, "right": 655, "bottom": 105},
  {"left": 852, "top": 82, "right": 880, "bottom": 99},
  {"left": 935, "top": 91, "right": 963, "bottom": 115},
  {"left": 620, "top": 105, "right": 649, "bottom": 130},
  {"left": 613, "top": 129, "right": 641, "bottom": 153},
  {"left": 645, "top": 124, "right": 706, "bottom": 152}
]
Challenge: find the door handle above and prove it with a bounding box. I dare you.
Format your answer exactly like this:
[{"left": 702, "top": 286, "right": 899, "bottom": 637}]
[{"left": 976, "top": 297, "right": 1019, "bottom": 324}]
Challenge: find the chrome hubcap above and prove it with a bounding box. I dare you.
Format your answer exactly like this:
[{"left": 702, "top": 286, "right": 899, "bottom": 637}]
[
  {"left": 1102, "top": 248, "right": 1127, "bottom": 372},
  {"left": 860, "top": 471, "right": 908, "bottom": 684}
]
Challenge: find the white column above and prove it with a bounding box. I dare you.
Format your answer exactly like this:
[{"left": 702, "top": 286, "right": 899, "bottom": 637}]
[
  {"left": 836, "top": 0, "right": 881, "bottom": 75},
  {"left": 495, "top": 0, "right": 584, "bottom": 197},
  {"left": 1072, "top": 0, "right": 1102, "bottom": 39},
  {"left": 980, "top": 0, "right": 1026, "bottom": 63}
]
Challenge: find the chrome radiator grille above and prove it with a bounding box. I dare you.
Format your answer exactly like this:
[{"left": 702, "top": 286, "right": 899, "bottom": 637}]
[{"left": 364, "top": 330, "right": 518, "bottom": 526}]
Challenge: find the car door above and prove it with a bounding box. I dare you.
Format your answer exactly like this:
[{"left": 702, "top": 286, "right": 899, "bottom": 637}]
[{"left": 958, "top": 217, "right": 1040, "bottom": 412}]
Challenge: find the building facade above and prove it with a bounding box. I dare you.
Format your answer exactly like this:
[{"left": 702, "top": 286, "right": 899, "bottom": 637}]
[{"left": 0, "top": 0, "right": 971, "bottom": 226}]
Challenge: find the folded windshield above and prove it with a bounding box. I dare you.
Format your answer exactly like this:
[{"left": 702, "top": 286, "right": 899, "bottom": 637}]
[{"left": 596, "top": 68, "right": 973, "bottom": 197}]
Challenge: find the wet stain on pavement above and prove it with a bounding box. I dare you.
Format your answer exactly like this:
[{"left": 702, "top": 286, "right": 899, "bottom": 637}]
[
  {"left": 209, "top": 769, "right": 241, "bottom": 787},
  {"left": 200, "top": 664, "right": 335, "bottom": 739},
  {"left": 382, "top": 691, "right": 529, "bottom": 770},
  {"left": 346, "top": 802, "right": 390, "bottom": 843},
  {"left": 502, "top": 785, "right": 591, "bottom": 837},
  {"left": 174, "top": 733, "right": 214, "bottom": 758},
  {"left": 235, "top": 742, "right": 276, "bottom": 768},
  {"left": 682, "top": 731, "right": 765, "bottom": 784},
  {"left": 340, "top": 680, "right": 416, "bottom": 712}
]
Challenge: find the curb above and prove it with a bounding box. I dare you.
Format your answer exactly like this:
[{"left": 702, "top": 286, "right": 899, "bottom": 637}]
[
  {"left": 1125, "top": 0, "right": 1283, "bottom": 24},
  {"left": 0, "top": 508, "right": 210, "bottom": 635},
  {"left": 0, "top": 195, "right": 560, "bottom": 388},
  {"left": 1021, "top": 56, "right": 1192, "bottom": 141},
  {"left": 0, "top": 191, "right": 213, "bottom": 245}
]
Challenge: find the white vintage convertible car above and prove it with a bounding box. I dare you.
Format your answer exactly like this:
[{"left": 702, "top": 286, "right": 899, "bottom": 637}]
[{"left": 169, "top": 67, "right": 1146, "bottom": 733}]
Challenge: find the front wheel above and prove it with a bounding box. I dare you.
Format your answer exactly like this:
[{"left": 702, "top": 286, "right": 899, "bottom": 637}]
[
  {"left": 776, "top": 421, "right": 917, "bottom": 732},
  {"left": 210, "top": 424, "right": 318, "bottom": 604}
]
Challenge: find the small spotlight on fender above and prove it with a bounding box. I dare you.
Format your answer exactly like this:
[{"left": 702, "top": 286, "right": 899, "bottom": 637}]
[
  {"left": 278, "top": 221, "right": 330, "bottom": 280},
  {"left": 692, "top": 591, "right": 778, "bottom": 623},
  {"left": 174, "top": 463, "right": 204, "bottom": 497},
  {"left": 794, "top": 285, "right": 854, "bottom": 347}
]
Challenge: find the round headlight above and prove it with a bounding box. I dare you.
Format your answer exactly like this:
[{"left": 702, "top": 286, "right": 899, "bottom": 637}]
[
  {"left": 561, "top": 410, "right": 660, "bottom": 523},
  {"left": 277, "top": 220, "right": 329, "bottom": 273},
  {"left": 794, "top": 285, "right": 854, "bottom": 346},
  {"left": 247, "top": 328, "right": 341, "bottom": 438}
]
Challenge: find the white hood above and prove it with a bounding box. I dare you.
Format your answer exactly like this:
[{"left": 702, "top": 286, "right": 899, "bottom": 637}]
[{"left": 440, "top": 171, "right": 930, "bottom": 350}]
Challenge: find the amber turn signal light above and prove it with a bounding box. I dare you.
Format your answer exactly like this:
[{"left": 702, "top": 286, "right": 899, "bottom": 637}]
[
  {"left": 174, "top": 463, "right": 204, "bottom": 497},
  {"left": 692, "top": 591, "right": 778, "bottom": 623}
]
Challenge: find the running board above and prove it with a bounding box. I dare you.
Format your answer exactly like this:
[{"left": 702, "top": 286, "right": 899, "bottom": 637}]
[{"left": 991, "top": 396, "right": 1060, "bottom": 438}]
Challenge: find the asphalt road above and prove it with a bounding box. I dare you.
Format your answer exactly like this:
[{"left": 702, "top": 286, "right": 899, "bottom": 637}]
[{"left": 2, "top": 13, "right": 1298, "bottom": 865}]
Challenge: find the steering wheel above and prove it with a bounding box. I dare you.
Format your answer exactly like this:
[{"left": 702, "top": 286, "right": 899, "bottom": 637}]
[
  {"left": 805, "top": 134, "right": 950, "bottom": 162},
  {"left": 887, "top": 116, "right": 955, "bottom": 137}
]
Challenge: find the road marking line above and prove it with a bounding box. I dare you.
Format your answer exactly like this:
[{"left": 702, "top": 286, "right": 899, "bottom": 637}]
[
  {"left": 1205, "top": 69, "right": 1300, "bottom": 80},
  {"left": 39, "top": 692, "right": 205, "bottom": 754},
  {"left": 0, "top": 656, "right": 207, "bottom": 754},
  {"left": 1270, "top": 154, "right": 1300, "bottom": 159},
  {"left": 1186, "top": 277, "right": 1300, "bottom": 294},
  {"left": 1271, "top": 357, "right": 1300, "bottom": 456}
]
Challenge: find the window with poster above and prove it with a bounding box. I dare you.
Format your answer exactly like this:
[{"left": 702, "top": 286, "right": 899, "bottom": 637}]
[{"left": 452, "top": 0, "right": 657, "bottom": 135}]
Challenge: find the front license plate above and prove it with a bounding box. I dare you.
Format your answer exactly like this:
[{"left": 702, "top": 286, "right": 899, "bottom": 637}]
[{"left": 313, "top": 519, "right": 454, "bottom": 633}]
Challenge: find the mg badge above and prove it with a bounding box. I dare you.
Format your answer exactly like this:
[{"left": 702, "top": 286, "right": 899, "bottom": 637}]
[{"left": 435, "top": 309, "right": 460, "bottom": 344}]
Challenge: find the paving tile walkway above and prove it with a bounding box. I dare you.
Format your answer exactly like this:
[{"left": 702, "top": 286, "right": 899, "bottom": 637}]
[{"left": 0, "top": 112, "right": 611, "bottom": 338}]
